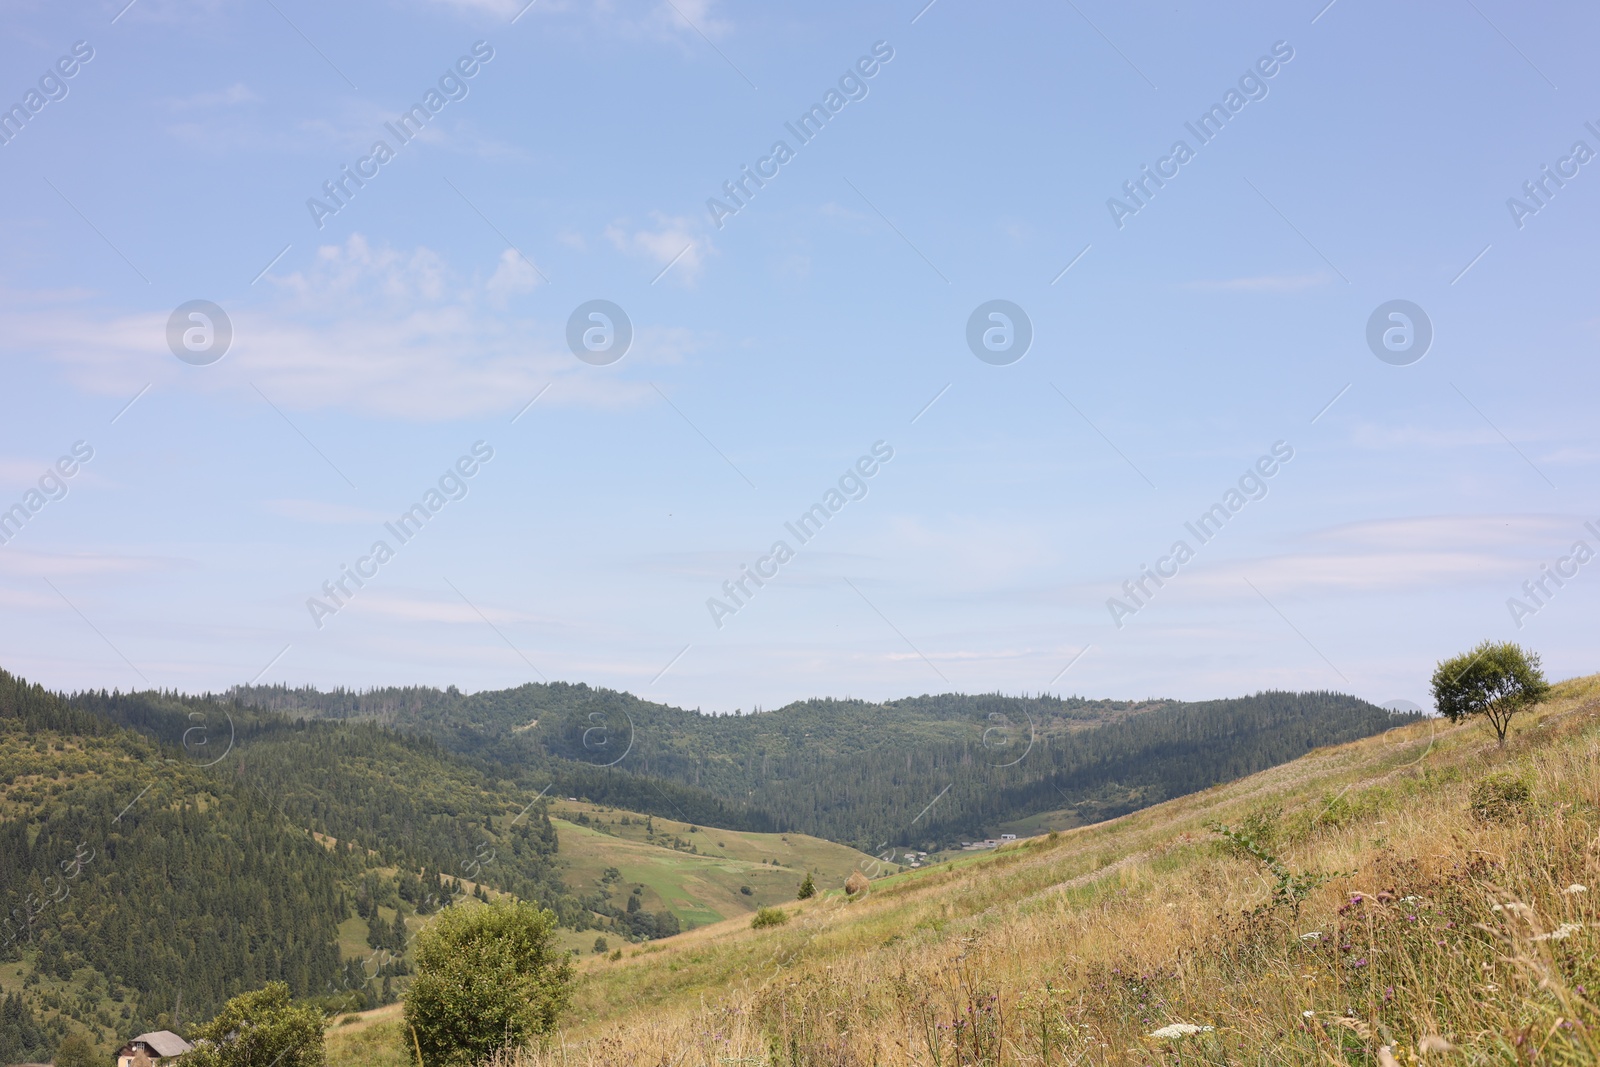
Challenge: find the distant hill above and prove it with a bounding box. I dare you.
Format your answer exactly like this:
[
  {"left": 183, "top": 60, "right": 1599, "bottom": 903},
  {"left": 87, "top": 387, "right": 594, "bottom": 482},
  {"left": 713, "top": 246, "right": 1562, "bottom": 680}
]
[
  {"left": 224, "top": 681, "right": 1419, "bottom": 852},
  {"left": 4, "top": 664, "right": 1421, "bottom": 1066}
]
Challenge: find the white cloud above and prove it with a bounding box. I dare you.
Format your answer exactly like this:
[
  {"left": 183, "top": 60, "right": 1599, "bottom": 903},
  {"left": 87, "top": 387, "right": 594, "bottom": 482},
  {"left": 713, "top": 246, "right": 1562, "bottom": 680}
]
[
  {"left": 1303, "top": 514, "right": 1576, "bottom": 550},
  {"left": 418, "top": 0, "right": 731, "bottom": 46},
  {"left": 10, "top": 234, "right": 675, "bottom": 420},
  {"left": 1347, "top": 423, "right": 1504, "bottom": 450},
  {"left": 168, "top": 83, "right": 258, "bottom": 110},
  {"left": 1187, "top": 549, "right": 1520, "bottom": 594},
  {"left": 604, "top": 214, "right": 711, "bottom": 284},
  {"left": 1183, "top": 273, "right": 1333, "bottom": 292},
  {"left": 485, "top": 248, "right": 543, "bottom": 305},
  {"left": 262, "top": 499, "right": 390, "bottom": 525},
  {"left": 0, "top": 459, "right": 54, "bottom": 490},
  {"left": 350, "top": 590, "right": 540, "bottom": 626},
  {"left": 0, "top": 549, "right": 171, "bottom": 577},
  {"left": 1047, "top": 515, "right": 1583, "bottom": 606}
]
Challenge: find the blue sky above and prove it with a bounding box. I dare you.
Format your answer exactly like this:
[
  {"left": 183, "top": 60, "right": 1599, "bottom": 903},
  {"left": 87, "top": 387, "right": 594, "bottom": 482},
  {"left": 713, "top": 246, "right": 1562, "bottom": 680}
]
[{"left": 2, "top": 0, "right": 1596, "bottom": 713}]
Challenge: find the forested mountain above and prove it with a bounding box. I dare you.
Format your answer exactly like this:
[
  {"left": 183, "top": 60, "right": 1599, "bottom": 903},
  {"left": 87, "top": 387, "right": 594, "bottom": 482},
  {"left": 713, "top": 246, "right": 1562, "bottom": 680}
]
[
  {"left": 1, "top": 662, "right": 1417, "bottom": 1064},
  {"left": 0, "top": 671, "right": 675, "bottom": 1063},
  {"left": 1, "top": 671, "right": 348, "bottom": 1050},
  {"left": 226, "top": 681, "right": 1419, "bottom": 850}
]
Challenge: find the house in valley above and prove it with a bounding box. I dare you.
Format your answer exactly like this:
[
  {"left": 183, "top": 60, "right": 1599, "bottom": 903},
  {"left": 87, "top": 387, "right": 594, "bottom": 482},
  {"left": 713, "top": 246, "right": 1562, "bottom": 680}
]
[{"left": 115, "top": 1031, "right": 194, "bottom": 1067}]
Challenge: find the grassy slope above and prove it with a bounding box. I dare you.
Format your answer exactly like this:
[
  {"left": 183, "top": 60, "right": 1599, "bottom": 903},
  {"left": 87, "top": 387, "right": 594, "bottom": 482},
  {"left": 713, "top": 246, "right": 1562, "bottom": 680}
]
[
  {"left": 548, "top": 800, "right": 885, "bottom": 928},
  {"left": 447, "top": 672, "right": 1600, "bottom": 1066}
]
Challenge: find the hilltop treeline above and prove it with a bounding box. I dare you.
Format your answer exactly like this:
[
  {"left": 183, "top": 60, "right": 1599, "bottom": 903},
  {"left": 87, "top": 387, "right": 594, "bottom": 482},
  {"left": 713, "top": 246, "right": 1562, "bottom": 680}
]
[{"left": 227, "top": 682, "right": 1418, "bottom": 850}]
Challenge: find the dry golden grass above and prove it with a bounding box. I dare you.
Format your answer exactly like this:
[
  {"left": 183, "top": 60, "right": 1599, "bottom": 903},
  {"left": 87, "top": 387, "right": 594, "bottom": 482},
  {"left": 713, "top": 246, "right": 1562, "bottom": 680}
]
[{"left": 472, "top": 673, "right": 1600, "bottom": 1066}]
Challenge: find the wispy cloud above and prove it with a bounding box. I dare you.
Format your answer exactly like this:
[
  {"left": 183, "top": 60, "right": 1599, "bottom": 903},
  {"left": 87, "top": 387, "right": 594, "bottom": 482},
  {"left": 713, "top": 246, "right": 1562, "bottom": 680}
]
[
  {"left": 419, "top": 0, "right": 731, "bottom": 46},
  {"left": 350, "top": 591, "right": 539, "bottom": 625},
  {"left": 10, "top": 234, "right": 684, "bottom": 420},
  {"left": 1182, "top": 272, "right": 1334, "bottom": 293},
  {"left": 262, "top": 499, "right": 390, "bottom": 525},
  {"left": 167, "top": 83, "right": 259, "bottom": 110},
  {"left": 604, "top": 213, "right": 711, "bottom": 284},
  {"left": 0, "top": 549, "right": 172, "bottom": 577}
]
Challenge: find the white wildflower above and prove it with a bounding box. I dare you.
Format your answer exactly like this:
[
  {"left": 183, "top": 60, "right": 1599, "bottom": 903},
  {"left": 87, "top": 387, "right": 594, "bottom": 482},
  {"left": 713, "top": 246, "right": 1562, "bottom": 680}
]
[
  {"left": 1299, "top": 932, "right": 1322, "bottom": 941},
  {"left": 1532, "top": 923, "right": 1584, "bottom": 942},
  {"left": 1302, "top": 1010, "right": 1316, "bottom": 1018},
  {"left": 1146, "top": 1023, "right": 1214, "bottom": 1040},
  {"left": 1564, "top": 884, "right": 1588, "bottom": 894}
]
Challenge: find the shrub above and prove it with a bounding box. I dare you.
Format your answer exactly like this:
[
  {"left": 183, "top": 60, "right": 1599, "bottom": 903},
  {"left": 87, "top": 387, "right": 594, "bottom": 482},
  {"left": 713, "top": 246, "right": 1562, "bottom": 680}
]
[
  {"left": 54, "top": 1033, "right": 98, "bottom": 1067},
  {"left": 739, "top": 885, "right": 753, "bottom": 896},
  {"left": 1208, "top": 822, "right": 1341, "bottom": 913},
  {"left": 178, "top": 982, "right": 324, "bottom": 1067},
  {"left": 592, "top": 936, "right": 608, "bottom": 954},
  {"left": 1470, "top": 771, "right": 1531, "bottom": 822},
  {"left": 796, "top": 872, "right": 816, "bottom": 899},
  {"left": 403, "top": 901, "right": 573, "bottom": 1067},
  {"left": 751, "top": 908, "right": 789, "bottom": 929}
]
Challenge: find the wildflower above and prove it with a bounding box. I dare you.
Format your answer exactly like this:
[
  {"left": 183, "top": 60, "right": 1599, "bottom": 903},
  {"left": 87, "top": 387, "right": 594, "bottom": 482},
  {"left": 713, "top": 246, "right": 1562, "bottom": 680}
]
[
  {"left": 1299, "top": 932, "right": 1322, "bottom": 941},
  {"left": 1303, "top": 1010, "right": 1316, "bottom": 1018},
  {"left": 1378, "top": 1046, "right": 1402, "bottom": 1067},
  {"left": 1351, "top": 958, "right": 1368, "bottom": 968},
  {"left": 1532, "top": 923, "right": 1583, "bottom": 942},
  {"left": 1146, "top": 1023, "right": 1214, "bottom": 1040},
  {"left": 1565, "top": 884, "right": 1588, "bottom": 894}
]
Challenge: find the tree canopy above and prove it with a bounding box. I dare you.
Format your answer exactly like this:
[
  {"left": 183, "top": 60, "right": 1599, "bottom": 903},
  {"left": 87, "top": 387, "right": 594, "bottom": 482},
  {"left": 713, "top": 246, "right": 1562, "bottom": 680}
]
[
  {"left": 178, "top": 982, "right": 325, "bottom": 1067},
  {"left": 1430, "top": 641, "right": 1550, "bottom": 746},
  {"left": 403, "top": 902, "right": 572, "bottom": 1067}
]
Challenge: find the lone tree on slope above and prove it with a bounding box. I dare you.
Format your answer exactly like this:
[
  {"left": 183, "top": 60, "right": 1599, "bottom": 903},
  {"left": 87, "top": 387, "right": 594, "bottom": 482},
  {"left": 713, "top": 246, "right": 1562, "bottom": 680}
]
[{"left": 1431, "top": 640, "right": 1550, "bottom": 748}]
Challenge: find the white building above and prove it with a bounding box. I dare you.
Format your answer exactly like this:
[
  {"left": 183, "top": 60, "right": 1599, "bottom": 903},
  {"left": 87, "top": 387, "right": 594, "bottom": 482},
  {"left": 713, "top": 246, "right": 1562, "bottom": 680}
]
[{"left": 116, "top": 1032, "right": 194, "bottom": 1067}]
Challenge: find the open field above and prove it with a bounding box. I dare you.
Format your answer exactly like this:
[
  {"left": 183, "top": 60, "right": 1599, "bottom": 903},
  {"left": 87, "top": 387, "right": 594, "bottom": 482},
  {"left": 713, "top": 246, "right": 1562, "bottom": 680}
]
[
  {"left": 547, "top": 800, "right": 887, "bottom": 926},
  {"left": 450, "top": 672, "right": 1600, "bottom": 1066}
]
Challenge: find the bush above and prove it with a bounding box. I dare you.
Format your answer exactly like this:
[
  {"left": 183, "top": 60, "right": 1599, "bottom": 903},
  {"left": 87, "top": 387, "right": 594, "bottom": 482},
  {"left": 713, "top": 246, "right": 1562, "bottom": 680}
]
[
  {"left": 54, "top": 1033, "right": 98, "bottom": 1067},
  {"left": 592, "top": 936, "right": 608, "bottom": 954},
  {"left": 1470, "top": 772, "right": 1531, "bottom": 822},
  {"left": 739, "top": 885, "right": 753, "bottom": 896},
  {"left": 178, "top": 982, "right": 324, "bottom": 1067},
  {"left": 751, "top": 908, "right": 789, "bottom": 929},
  {"left": 403, "top": 901, "right": 573, "bottom": 1067},
  {"left": 796, "top": 872, "right": 816, "bottom": 899}
]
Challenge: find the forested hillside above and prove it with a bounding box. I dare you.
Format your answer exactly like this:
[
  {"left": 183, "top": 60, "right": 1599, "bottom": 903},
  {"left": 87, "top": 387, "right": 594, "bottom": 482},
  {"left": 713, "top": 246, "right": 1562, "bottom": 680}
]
[
  {"left": 0, "top": 672, "right": 683, "bottom": 1063},
  {"left": 227, "top": 682, "right": 1419, "bottom": 849},
  {"left": 1, "top": 671, "right": 348, "bottom": 1050}
]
